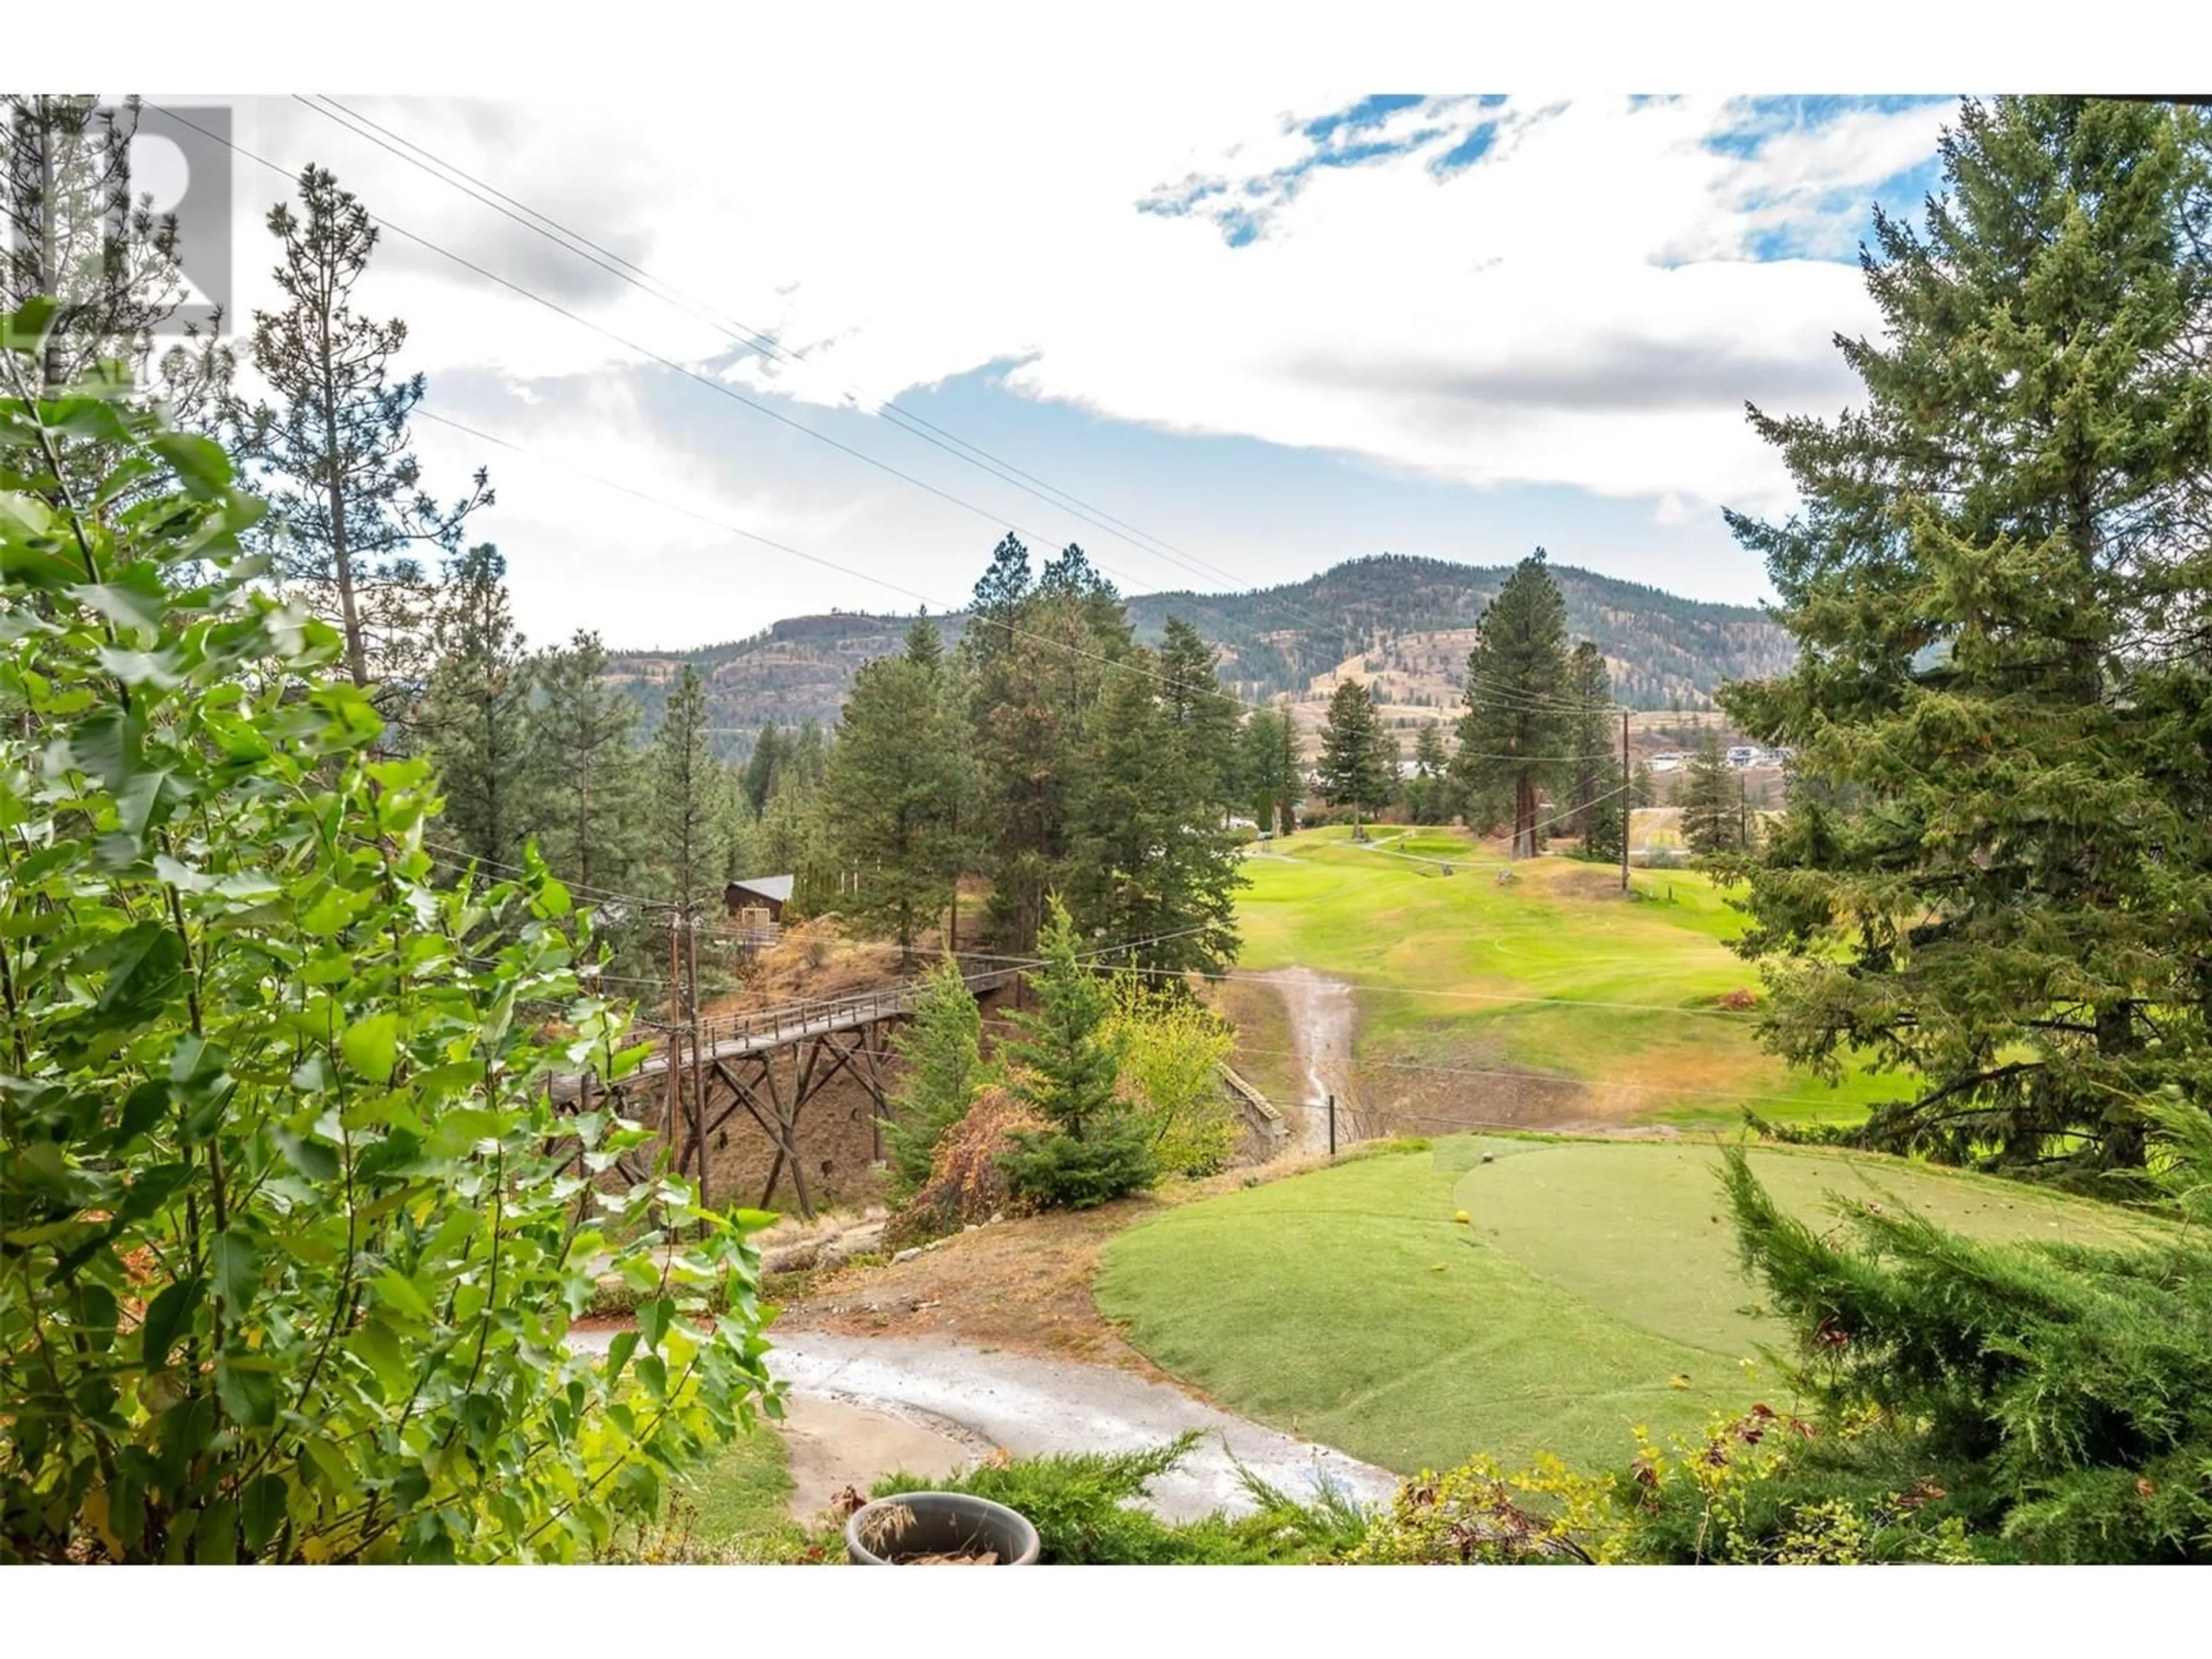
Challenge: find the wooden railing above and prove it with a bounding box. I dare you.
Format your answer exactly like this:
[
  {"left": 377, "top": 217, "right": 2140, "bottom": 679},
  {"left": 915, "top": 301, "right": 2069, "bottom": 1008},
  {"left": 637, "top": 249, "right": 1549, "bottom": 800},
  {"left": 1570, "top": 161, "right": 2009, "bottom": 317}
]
[{"left": 682, "top": 963, "right": 1021, "bottom": 1058}]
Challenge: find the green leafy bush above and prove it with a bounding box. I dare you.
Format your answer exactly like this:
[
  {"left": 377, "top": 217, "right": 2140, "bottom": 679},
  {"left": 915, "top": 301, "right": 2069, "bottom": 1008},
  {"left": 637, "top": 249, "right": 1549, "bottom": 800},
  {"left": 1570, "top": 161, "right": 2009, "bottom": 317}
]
[
  {"left": 1103, "top": 975, "right": 1238, "bottom": 1177},
  {"left": 0, "top": 310, "right": 777, "bottom": 1562}
]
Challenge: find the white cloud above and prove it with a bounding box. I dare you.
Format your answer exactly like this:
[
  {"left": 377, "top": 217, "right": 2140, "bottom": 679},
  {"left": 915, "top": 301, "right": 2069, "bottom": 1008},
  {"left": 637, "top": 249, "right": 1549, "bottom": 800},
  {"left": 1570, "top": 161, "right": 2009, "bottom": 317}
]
[{"left": 207, "top": 90, "right": 1951, "bottom": 638}]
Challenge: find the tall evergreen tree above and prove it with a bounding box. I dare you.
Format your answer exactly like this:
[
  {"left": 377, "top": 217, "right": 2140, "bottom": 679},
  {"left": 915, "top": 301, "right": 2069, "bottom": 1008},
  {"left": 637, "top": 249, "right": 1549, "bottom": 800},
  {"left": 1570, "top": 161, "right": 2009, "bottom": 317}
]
[
  {"left": 1, "top": 96, "right": 184, "bottom": 398},
  {"left": 1677, "top": 731, "right": 1737, "bottom": 857},
  {"left": 1270, "top": 696, "right": 1301, "bottom": 835},
  {"left": 1237, "top": 700, "right": 1304, "bottom": 836},
  {"left": 1316, "top": 677, "right": 1392, "bottom": 836},
  {"left": 1157, "top": 616, "right": 1240, "bottom": 813},
  {"left": 1719, "top": 96, "right": 2212, "bottom": 1177},
  {"left": 533, "top": 629, "right": 645, "bottom": 900},
  {"left": 1453, "top": 550, "right": 1572, "bottom": 857},
  {"left": 740, "top": 721, "right": 785, "bottom": 817},
  {"left": 1565, "top": 641, "right": 1615, "bottom": 839},
  {"left": 823, "top": 624, "right": 963, "bottom": 963},
  {"left": 650, "top": 664, "right": 729, "bottom": 925},
  {"left": 999, "top": 899, "right": 1155, "bottom": 1210},
  {"left": 963, "top": 537, "right": 1128, "bottom": 950},
  {"left": 1066, "top": 649, "right": 1245, "bottom": 979},
  {"left": 419, "top": 543, "right": 539, "bottom": 875},
  {"left": 232, "top": 166, "right": 489, "bottom": 716}
]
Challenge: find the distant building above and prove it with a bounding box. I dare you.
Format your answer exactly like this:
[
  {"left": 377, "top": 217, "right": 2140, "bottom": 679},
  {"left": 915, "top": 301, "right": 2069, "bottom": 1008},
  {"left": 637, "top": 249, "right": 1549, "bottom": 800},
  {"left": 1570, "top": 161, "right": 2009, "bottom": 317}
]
[
  {"left": 1726, "top": 745, "right": 1757, "bottom": 768},
  {"left": 1647, "top": 752, "right": 1684, "bottom": 772},
  {"left": 724, "top": 874, "right": 794, "bottom": 923}
]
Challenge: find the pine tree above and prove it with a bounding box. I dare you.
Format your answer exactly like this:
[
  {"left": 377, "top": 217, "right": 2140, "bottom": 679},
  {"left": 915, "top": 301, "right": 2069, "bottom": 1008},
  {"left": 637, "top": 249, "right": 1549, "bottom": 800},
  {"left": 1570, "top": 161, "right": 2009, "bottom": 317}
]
[
  {"left": 1453, "top": 550, "right": 1572, "bottom": 857},
  {"left": 1157, "top": 616, "right": 1238, "bottom": 812},
  {"left": 1271, "top": 696, "right": 1301, "bottom": 834},
  {"left": 650, "top": 664, "right": 729, "bottom": 922},
  {"left": 1, "top": 96, "right": 185, "bottom": 397},
  {"left": 963, "top": 537, "right": 1130, "bottom": 951},
  {"left": 1237, "top": 700, "right": 1304, "bottom": 836},
  {"left": 999, "top": 899, "right": 1154, "bottom": 1209},
  {"left": 1317, "top": 677, "right": 1392, "bottom": 838},
  {"left": 533, "top": 630, "right": 644, "bottom": 902},
  {"left": 232, "top": 166, "right": 489, "bottom": 715},
  {"left": 419, "top": 544, "right": 539, "bottom": 876},
  {"left": 1719, "top": 97, "right": 2212, "bottom": 1176},
  {"left": 1678, "top": 731, "right": 1736, "bottom": 856},
  {"left": 1565, "top": 641, "right": 1615, "bottom": 840},
  {"left": 740, "top": 721, "right": 785, "bottom": 817},
  {"left": 823, "top": 624, "right": 963, "bottom": 963},
  {"left": 1066, "top": 649, "right": 1244, "bottom": 979},
  {"left": 880, "top": 955, "right": 989, "bottom": 1200}
]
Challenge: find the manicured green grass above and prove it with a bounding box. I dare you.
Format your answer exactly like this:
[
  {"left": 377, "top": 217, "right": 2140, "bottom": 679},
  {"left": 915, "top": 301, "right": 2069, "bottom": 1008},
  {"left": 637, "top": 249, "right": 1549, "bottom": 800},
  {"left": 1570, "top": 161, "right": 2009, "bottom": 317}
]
[
  {"left": 1095, "top": 1135, "right": 2149, "bottom": 1478},
  {"left": 1238, "top": 826, "right": 1889, "bottom": 1129}
]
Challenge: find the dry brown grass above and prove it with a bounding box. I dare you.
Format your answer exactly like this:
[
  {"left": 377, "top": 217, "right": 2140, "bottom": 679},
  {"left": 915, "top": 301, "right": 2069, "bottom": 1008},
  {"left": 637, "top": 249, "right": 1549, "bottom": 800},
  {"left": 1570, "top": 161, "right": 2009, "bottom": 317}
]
[
  {"left": 884, "top": 1086, "right": 1046, "bottom": 1249},
  {"left": 780, "top": 1146, "right": 1357, "bottom": 1374}
]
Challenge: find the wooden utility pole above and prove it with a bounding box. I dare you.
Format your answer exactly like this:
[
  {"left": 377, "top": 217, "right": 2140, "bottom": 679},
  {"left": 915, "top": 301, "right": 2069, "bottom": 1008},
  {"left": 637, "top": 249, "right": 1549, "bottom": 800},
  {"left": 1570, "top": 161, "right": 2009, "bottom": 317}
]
[
  {"left": 665, "top": 907, "right": 683, "bottom": 1144},
  {"left": 686, "top": 904, "right": 709, "bottom": 1218},
  {"left": 1620, "top": 710, "right": 1631, "bottom": 894}
]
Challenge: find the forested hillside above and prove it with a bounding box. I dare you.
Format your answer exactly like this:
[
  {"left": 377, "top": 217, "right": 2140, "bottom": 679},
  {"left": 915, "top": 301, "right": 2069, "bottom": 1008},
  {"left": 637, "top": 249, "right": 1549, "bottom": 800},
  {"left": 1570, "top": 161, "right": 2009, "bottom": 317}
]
[{"left": 612, "top": 554, "right": 1793, "bottom": 749}]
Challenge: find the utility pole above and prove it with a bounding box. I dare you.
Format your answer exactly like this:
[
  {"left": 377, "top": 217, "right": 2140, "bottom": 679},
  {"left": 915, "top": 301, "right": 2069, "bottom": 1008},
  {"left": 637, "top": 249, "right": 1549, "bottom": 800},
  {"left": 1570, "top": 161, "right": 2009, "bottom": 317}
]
[
  {"left": 1327, "top": 1092, "right": 1336, "bottom": 1157},
  {"left": 686, "top": 903, "right": 708, "bottom": 1221},
  {"left": 665, "top": 906, "right": 683, "bottom": 1147},
  {"left": 1620, "top": 709, "right": 1631, "bottom": 894},
  {"left": 1740, "top": 776, "right": 1750, "bottom": 849}
]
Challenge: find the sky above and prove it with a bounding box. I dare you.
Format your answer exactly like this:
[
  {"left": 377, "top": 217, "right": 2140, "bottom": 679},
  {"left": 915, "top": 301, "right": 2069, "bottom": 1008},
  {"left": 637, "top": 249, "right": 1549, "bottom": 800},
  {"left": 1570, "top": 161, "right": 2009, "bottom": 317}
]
[{"left": 146, "top": 89, "right": 1957, "bottom": 650}]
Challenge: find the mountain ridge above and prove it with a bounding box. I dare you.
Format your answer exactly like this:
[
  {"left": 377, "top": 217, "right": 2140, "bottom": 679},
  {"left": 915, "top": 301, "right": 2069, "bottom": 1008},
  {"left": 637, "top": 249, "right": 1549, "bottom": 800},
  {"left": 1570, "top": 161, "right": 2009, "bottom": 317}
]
[{"left": 607, "top": 553, "right": 1794, "bottom": 756}]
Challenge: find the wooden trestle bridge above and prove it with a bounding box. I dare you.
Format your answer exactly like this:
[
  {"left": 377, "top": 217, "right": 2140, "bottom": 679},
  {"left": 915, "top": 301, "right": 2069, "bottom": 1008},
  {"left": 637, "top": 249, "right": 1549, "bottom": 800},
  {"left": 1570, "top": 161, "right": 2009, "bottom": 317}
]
[{"left": 548, "top": 965, "right": 1020, "bottom": 1221}]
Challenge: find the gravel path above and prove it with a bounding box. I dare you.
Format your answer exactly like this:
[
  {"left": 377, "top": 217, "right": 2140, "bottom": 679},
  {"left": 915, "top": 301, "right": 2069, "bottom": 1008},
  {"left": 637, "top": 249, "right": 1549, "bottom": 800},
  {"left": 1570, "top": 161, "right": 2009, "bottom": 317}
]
[
  {"left": 1260, "top": 965, "right": 1358, "bottom": 1155},
  {"left": 569, "top": 1325, "right": 1398, "bottom": 1522}
]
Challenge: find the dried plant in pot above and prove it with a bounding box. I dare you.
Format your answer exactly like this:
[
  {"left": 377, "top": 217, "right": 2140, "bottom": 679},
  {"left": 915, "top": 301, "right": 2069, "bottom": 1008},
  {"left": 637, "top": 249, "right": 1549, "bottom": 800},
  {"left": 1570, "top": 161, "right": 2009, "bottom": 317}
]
[{"left": 844, "top": 1493, "right": 1041, "bottom": 1565}]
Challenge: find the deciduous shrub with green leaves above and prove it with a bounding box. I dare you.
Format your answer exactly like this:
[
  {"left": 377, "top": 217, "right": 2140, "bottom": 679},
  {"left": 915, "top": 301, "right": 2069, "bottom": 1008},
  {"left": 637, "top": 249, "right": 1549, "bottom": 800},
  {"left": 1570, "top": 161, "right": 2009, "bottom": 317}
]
[
  {"left": 1103, "top": 975, "right": 1237, "bottom": 1178},
  {"left": 0, "top": 305, "right": 777, "bottom": 1563}
]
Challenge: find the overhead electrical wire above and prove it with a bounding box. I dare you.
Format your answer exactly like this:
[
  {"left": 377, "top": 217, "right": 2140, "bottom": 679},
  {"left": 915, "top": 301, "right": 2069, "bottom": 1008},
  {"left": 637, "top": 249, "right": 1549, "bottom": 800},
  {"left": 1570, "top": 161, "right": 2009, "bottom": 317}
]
[{"left": 289, "top": 95, "right": 1633, "bottom": 716}]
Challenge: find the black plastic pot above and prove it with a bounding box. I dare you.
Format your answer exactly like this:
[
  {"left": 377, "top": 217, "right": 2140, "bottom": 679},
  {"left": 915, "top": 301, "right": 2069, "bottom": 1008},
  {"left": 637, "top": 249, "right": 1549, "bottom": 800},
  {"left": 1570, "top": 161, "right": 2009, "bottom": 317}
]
[{"left": 844, "top": 1491, "right": 1041, "bottom": 1565}]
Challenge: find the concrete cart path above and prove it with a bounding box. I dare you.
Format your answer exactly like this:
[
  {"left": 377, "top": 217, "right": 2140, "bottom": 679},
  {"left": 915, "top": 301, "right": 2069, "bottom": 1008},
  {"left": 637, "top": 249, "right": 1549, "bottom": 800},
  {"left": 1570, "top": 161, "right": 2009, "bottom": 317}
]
[{"left": 569, "top": 1325, "right": 1399, "bottom": 1524}]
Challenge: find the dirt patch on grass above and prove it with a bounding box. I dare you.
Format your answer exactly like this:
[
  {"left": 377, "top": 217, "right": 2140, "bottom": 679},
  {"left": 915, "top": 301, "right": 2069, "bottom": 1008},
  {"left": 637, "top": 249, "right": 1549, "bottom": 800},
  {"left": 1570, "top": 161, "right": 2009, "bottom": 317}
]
[
  {"left": 1544, "top": 863, "right": 1635, "bottom": 903},
  {"left": 772, "top": 1152, "right": 1352, "bottom": 1376}
]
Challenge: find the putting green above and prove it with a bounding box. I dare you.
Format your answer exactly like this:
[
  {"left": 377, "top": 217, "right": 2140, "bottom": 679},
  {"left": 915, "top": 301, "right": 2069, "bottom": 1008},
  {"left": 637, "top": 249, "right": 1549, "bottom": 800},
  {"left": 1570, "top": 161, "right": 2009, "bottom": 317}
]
[{"left": 1095, "top": 1135, "right": 2150, "bottom": 1477}]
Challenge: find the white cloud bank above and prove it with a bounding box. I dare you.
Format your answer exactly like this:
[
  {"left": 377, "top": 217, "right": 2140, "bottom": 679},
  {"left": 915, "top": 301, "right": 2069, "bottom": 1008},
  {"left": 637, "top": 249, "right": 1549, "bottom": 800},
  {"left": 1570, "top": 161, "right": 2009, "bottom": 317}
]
[{"left": 214, "top": 89, "right": 1953, "bottom": 639}]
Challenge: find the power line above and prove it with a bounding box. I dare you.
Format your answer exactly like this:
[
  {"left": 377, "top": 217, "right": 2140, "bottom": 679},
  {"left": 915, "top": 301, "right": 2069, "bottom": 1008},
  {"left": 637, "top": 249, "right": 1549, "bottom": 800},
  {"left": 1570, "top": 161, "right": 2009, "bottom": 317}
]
[
  {"left": 192, "top": 101, "right": 1637, "bottom": 748},
  {"left": 278, "top": 96, "right": 1313, "bottom": 669},
  {"left": 289, "top": 96, "right": 1629, "bottom": 714},
  {"left": 298, "top": 94, "right": 1387, "bottom": 624},
  {"left": 1225, "top": 1046, "right": 1861, "bottom": 1112}
]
